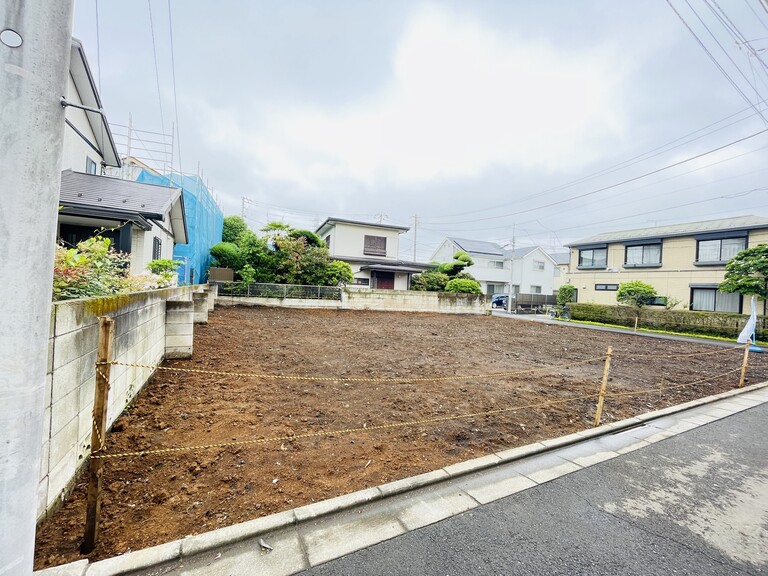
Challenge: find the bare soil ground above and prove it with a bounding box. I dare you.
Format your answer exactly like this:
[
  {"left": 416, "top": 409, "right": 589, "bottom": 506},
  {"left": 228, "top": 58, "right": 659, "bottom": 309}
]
[{"left": 34, "top": 307, "right": 768, "bottom": 569}]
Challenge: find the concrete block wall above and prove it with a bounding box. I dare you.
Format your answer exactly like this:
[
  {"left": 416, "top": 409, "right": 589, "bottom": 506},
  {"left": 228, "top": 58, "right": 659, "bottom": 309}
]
[
  {"left": 166, "top": 300, "right": 194, "bottom": 358},
  {"left": 216, "top": 289, "right": 491, "bottom": 315},
  {"left": 40, "top": 285, "right": 199, "bottom": 521}
]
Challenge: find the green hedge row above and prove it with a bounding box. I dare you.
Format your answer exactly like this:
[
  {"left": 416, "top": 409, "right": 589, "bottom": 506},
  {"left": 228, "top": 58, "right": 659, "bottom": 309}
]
[{"left": 569, "top": 303, "right": 766, "bottom": 340}]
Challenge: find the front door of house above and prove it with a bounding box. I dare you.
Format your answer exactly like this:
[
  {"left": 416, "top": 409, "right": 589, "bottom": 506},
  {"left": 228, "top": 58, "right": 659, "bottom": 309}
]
[{"left": 374, "top": 272, "right": 395, "bottom": 290}]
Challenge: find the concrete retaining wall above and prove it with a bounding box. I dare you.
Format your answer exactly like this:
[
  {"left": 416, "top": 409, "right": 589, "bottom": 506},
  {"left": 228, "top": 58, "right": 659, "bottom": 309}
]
[
  {"left": 39, "top": 285, "right": 212, "bottom": 521},
  {"left": 216, "top": 288, "right": 491, "bottom": 315}
]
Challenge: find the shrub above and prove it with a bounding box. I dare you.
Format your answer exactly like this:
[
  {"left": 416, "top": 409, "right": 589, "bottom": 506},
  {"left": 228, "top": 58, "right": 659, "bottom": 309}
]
[
  {"left": 444, "top": 278, "right": 482, "bottom": 294},
  {"left": 557, "top": 284, "right": 576, "bottom": 306},
  {"left": 210, "top": 242, "right": 243, "bottom": 270},
  {"left": 289, "top": 229, "right": 325, "bottom": 248},
  {"left": 52, "top": 237, "right": 129, "bottom": 301},
  {"left": 411, "top": 270, "right": 450, "bottom": 291},
  {"left": 325, "top": 260, "right": 353, "bottom": 286},
  {"left": 616, "top": 281, "right": 657, "bottom": 308}
]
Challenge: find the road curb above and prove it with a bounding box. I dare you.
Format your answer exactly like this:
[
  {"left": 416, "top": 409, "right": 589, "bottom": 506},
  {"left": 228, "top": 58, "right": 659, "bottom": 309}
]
[{"left": 36, "top": 380, "right": 768, "bottom": 576}]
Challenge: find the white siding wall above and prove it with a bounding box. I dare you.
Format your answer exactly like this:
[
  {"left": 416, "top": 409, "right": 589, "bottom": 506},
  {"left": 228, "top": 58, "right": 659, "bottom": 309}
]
[{"left": 331, "top": 223, "right": 402, "bottom": 260}]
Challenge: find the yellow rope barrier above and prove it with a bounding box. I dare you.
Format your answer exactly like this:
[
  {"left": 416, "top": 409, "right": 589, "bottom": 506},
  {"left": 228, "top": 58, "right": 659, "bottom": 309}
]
[
  {"left": 611, "top": 346, "right": 741, "bottom": 359},
  {"left": 109, "top": 355, "right": 606, "bottom": 384},
  {"left": 90, "top": 391, "right": 601, "bottom": 460}
]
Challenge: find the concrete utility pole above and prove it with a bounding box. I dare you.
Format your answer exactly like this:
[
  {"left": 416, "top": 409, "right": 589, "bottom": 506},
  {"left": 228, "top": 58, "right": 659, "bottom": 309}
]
[
  {"left": 412, "top": 215, "right": 418, "bottom": 262},
  {"left": 506, "top": 225, "right": 516, "bottom": 314},
  {"left": 0, "top": 2, "right": 76, "bottom": 574}
]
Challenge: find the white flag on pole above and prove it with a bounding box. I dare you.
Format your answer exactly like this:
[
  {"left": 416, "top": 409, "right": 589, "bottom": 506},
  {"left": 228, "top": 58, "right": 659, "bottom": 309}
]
[{"left": 737, "top": 295, "right": 758, "bottom": 344}]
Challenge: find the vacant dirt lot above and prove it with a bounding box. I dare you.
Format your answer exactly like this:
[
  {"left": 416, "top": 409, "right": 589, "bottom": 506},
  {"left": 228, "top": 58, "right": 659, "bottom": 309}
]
[{"left": 35, "top": 306, "right": 768, "bottom": 569}]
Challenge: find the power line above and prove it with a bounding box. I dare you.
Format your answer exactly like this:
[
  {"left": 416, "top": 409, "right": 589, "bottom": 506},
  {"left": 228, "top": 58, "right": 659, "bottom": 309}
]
[
  {"left": 421, "top": 101, "right": 765, "bottom": 223},
  {"left": 167, "top": 0, "right": 183, "bottom": 176},
  {"left": 147, "top": 0, "right": 167, "bottom": 136},
  {"left": 668, "top": 0, "right": 768, "bottom": 123}
]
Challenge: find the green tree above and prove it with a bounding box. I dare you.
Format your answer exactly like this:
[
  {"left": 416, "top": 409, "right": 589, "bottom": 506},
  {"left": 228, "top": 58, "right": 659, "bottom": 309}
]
[
  {"left": 289, "top": 229, "right": 325, "bottom": 248},
  {"left": 325, "top": 260, "right": 354, "bottom": 286},
  {"left": 437, "top": 251, "right": 474, "bottom": 277},
  {"left": 557, "top": 284, "right": 576, "bottom": 306},
  {"left": 444, "top": 278, "right": 482, "bottom": 294},
  {"left": 210, "top": 242, "right": 243, "bottom": 270},
  {"left": 616, "top": 281, "right": 657, "bottom": 308},
  {"left": 719, "top": 244, "right": 768, "bottom": 300},
  {"left": 222, "top": 215, "right": 249, "bottom": 244},
  {"left": 410, "top": 269, "right": 450, "bottom": 291}
]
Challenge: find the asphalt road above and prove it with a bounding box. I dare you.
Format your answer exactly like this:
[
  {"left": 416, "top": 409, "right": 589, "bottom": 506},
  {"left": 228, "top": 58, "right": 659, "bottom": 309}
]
[{"left": 303, "top": 403, "right": 768, "bottom": 576}]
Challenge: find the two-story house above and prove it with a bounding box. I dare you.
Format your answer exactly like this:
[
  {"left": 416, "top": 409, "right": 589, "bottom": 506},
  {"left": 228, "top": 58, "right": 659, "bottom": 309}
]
[
  {"left": 431, "top": 238, "right": 558, "bottom": 296},
  {"left": 565, "top": 215, "right": 768, "bottom": 314},
  {"left": 315, "top": 218, "right": 433, "bottom": 289},
  {"left": 58, "top": 38, "right": 188, "bottom": 274}
]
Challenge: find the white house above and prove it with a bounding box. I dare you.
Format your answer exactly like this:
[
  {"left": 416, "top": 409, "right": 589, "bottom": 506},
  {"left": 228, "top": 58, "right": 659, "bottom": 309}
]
[
  {"left": 315, "top": 217, "right": 433, "bottom": 289},
  {"left": 431, "top": 237, "right": 558, "bottom": 295},
  {"left": 58, "top": 38, "right": 187, "bottom": 273}
]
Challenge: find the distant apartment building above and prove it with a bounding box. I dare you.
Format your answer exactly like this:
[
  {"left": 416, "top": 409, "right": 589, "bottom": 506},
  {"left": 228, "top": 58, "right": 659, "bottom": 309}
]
[{"left": 565, "top": 215, "right": 768, "bottom": 314}]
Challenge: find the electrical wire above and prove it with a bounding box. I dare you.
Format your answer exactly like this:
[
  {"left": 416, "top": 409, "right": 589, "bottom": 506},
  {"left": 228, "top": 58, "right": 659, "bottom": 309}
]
[
  {"left": 167, "top": 0, "right": 183, "bottom": 177},
  {"left": 148, "top": 0, "right": 167, "bottom": 136}
]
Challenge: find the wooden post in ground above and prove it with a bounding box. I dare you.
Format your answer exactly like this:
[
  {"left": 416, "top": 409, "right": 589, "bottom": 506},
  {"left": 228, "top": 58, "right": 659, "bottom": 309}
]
[
  {"left": 594, "top": 346, "right": 613, "bottom": 428},
  {"left": 738, "top": 340, "right": 751, "bottom": 388},
  {"left": 82, "top": 316, "right": 115, "bottom": 553}
]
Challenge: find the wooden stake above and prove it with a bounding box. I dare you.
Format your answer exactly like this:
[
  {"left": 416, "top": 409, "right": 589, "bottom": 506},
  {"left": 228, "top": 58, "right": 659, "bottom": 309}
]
[
  {"left": 594, "top": 346, "right": 613, "bottom": 427},
  {"left": 82, "top": 316, "right": 114, "bottom": 553},
  {"left": 738, "top": 340, "right": 751, "bottom": 388},
  {"left": 634, "top": 316, "right": 639, "bottom": 333}
]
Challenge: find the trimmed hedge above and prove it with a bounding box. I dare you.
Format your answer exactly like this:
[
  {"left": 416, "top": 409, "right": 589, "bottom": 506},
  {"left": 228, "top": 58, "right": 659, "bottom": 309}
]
[{"left": 569, "top": 303, "right": 766, "bottom": 340}]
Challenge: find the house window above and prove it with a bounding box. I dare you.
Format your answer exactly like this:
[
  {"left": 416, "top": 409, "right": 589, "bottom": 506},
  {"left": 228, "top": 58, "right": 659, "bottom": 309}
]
[
  {"left": 595, "top": 284, "right": 619, "bottom": 291},
  {"left": 696, "top": 238, "right": 745, "bottom": 264},
  {"left": 690, "top": 288, "right": 740, "bottom": 313},
  {"left": 489, "top": 260, "right": 504, "bottom": 269},
  {"left": 530, "top": 285, "right": 542, "bottom": 294},
  {"left": 363, "top": 235, "right": 387, "bottom": 256},
  {"left": 487, "top": 283, "right": 505, "bottom": 295},
  {"left": 85, "top": 156, "right": 97, "bottom": 174},
  {"left": 578, "top": 247, "right": 607, "bottom": 268},
  {"left": 354, "top": 278, "right": 370, "bottom": 286},
  {"left": 625, "top": 244, "right": 661, "bottom": 267},
  {"left": 152, "top": 237, "right": 162, "bottom": 260},
  {"left": 533, "top": 260, "right": 545, "bottom": 271},
  {"left": 324, "top": 235, "right": 331, "bottom": 248}
]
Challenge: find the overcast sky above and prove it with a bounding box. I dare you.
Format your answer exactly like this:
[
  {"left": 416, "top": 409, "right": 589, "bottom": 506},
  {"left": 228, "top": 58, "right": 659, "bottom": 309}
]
[{"left": 72, "top": 1, "right": 768, "bottom": 260}]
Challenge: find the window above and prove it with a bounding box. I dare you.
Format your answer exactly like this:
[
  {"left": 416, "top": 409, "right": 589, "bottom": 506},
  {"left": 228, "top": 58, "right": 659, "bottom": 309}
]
[
  {"left": 363, "top": 235, "right": 386, "bottom": 256},
  {"left": 487, "top": 283, "right": 505, "bottom": 295},
  {"left": 489, "top": 260, "right": 504, "bottom": 269},
  {"left": 595, "top": 284, "right": 619, "bottom": 291},
  {"left": 354, "top": 278, "right": 370, "bottom": 286},
  {"left": 533, "top": 260, "right": 545, "bottom": 271},
  {"left": 696, "top": 237, "right": 745, "bottom": 264},
  {"left": 530, "top": 285, "right": 542, "bottom": 294},
  {"left": 624, "top": 244, "right": 661, "bottom": 267},
  {"left": 690, "top": 288, "right": 740, "bottom": 313},
  {"left": 152, "top": 237, "right": 162, "bottom": 260},
  {"left": 85, "top": 156, "right": 97, "bottom": 174},
  {"left": 578, "top": 247, "right": 607, "bottom": 268}
]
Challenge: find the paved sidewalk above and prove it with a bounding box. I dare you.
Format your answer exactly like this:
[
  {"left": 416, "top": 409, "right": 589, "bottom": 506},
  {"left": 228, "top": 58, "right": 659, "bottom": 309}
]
[{"left": 38, "top": 383, "right": 768, "bottom": 576}]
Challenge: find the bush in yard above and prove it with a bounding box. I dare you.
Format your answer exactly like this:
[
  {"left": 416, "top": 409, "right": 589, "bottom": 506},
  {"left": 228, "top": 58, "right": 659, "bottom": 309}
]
[
  {"left": 325, "top": 260, "right": 354, "bottom": 285},
  {"left": 210, "top": 242, "right": 244, "bottom": 270},
  {"left": 221, "top": 215, "right": 249, "bottom": 244},
  {"left": 52, "top": 236, "right": 129, "bottom": 300},
  {"left": 557, "top": 284, "right": 576, "bottom": 306},
  {"left": 616, "top": 281, "right": 657, "bottom": 308},
  {"left": 411, "top": 269, "right": 450, "bottom": 291},
  {"left": 444, "top": 278, "right": 482, "bottom": 294}
]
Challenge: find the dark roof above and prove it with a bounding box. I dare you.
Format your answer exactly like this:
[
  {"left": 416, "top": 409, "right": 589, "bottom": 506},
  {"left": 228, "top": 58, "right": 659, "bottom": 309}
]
[
  {"left": 59, "top": 170, "right": 187, "bottom": 242},
  {"left": 316, "top": 217, "right": 410, "bottom": 234},
  {"left": 449, "top": 237, "right": 504, "bottom": 256},
  {"left": 69, "top": 38, "right": 120, "bottom": 168},
  {"left": 549, "top": 252, "right": 570, "bottom": 265},
  {"left": 567, "top": 215, "right": 768, "bottom": 246}
]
